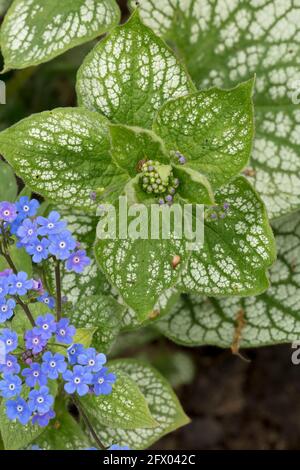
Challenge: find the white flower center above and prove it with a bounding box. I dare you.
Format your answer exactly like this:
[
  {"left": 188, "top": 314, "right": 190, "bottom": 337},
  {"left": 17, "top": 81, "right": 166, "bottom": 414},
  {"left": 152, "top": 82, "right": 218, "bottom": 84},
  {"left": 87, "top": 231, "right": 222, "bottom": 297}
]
[
  {"left": 59, "top": 329, "right": 66, "bottom": 336},
  {"left": 50, "top": 361, "right": 56, "bottom": 368},
  {"left": 23, "top": 205, "right": 30, "bottom": 212},
  {"left": 7, "top": 361, "right": 12, "bottom": 367},
  {"left": 33, "top": 371, "right": 39, "bottom": 377},
  {"left": 47, "top": 223, "right": 54, "bottom": 229},
  {"left": 28, "top": 229, "right": 33, "bottom": 235},
  {"left": 4, "top": 210, "right": 10, "bottom": 216},
  {"left": 9, "top": 384, "right": 15, "bottom": 391},
  {"left": 42, "top": 324, "right": 49, "bottom": 330},
  {"left": 1, "top": 306, "right": 8, "bottom": 312},
  {"left": 6, "top": 339, "right": 12, "bottom": 346},
  {"left": 59, "top": 241, "right": 66, "bottom": 249},
  {"left": 37, "top": 397, "right": 44, "bottom": 404},
  {"left": 88, "top": 359, "right": 95, "bottom": 366},
  {"left": 17, "top": 405, "right": 23, "bottom": 412},
  {"left": 74, "top": 257, "right": 80, "bottom": 263},
  {"left": 98, "top": 378, "right": 104, "bottom": 385},
  {"left": 33, "top": 338, "right": 39, "bottom": 345},
  {"left": 37, "top": 245, "right": 43, "bottom": 252},
  {"left": 74, "top": 377, "right": 81, "bottom": 384},
  {"left": 16, "top": 282, "right": 22, "bottom": 288}
]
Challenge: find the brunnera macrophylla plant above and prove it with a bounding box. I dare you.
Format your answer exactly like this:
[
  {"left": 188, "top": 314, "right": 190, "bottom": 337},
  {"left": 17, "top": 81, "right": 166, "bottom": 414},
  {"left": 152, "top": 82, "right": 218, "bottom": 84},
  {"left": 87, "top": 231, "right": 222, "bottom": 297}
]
[{"left": 0, "top": 0, "right": 298, "bottom": 449}]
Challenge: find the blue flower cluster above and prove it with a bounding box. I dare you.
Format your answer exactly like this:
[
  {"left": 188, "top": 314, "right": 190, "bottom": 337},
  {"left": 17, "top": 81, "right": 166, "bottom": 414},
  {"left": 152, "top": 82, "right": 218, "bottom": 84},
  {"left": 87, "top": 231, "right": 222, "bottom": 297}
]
[
  {"left": 0, "top": 316, "right": 116, "bottom": 427},
  {"left": 0, "top": 197, "right": 90, "bottom": 272}
]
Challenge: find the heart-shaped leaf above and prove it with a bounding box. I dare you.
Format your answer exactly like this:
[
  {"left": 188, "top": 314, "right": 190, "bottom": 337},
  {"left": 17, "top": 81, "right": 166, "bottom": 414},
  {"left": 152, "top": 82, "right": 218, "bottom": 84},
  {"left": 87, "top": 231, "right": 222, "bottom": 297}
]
[
  {"left": 1, "top": 0, "right": 120, "bottom": 70},
  {"left": 76, "top": 10, "right": 195, "bottom": 129},
  {"left": 154, "top": 80, "right": 254, "bottom": 189},
  {"left": 179, "top": 176, "right": 276, "bottom": 297},
  {"left": 0, "top": 107, "right": 127, "bottom": 212}
]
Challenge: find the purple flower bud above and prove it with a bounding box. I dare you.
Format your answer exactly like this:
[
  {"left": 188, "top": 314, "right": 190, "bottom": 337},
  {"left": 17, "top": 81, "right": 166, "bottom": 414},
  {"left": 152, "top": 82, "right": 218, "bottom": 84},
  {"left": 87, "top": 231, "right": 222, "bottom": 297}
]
[
  {"left": 62, "top": 296, "right": 68, "bottom": 304},
  {"left": 219, "top": 212, "right": 226, "bottom": 219},
  {"left": 32, "top": 279, "right": 44, "bottom": 292},
  {"left": 158, "top": 198, "right": 165, "bottom": 205},
  {"left": 178, "top": 156, "right": 186, "bottom": 165},
  {"left": 0, "top": 269, "right": 13, "bottom": 277},
  {"left": 25, "top": 358, "right": 33, "bottom": 365},
  {"left": 223, "top": 202, "right": 230, "bottom": 210},
  {"left": 169, "top": 188, "right": 176, "bottom": 195},
  {"left": 148, "top": 166, "right": 154, "bottom": 171},
  {"left": 76, "top": 241, "right": 81, "bottom": 248},
  {"left": 165, "top": 195, "right": 173, "bottom": 202},
  {"left": 210, "top": 213, "right": 218, "bottom": 219},
  {"left": 90, "top": 191, "right": 97, "bottom": 201}
]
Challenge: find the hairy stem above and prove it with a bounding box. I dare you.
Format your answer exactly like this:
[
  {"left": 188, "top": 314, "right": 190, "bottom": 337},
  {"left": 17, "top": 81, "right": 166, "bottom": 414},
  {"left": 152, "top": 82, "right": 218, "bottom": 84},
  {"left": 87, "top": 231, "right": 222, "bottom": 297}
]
[
  {"left": 55, "top": 260, "right": 62, "bottom": 321},
  {"left": 71, "top": 395, "right": 106, "bottom": 450}
]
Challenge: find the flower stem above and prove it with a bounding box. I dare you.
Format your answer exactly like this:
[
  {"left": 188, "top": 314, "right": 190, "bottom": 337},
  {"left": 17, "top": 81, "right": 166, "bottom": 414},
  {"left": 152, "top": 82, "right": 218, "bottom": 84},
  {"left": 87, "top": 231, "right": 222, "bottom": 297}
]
[
  {"left": 71, "top": 395, "right": 106, "bottom": 450},
  {"left": 55, "top": 260, "right": 62, "bottom": 321},
  {"left": 0, "top": 238, "right": 35, "bottom": 327}
]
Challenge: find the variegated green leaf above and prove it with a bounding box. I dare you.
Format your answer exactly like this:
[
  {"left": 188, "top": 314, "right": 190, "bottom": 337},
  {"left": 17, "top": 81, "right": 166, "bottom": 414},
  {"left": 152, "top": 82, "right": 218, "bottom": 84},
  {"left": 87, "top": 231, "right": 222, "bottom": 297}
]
[
  {"left": 76, "top": 10, "right": 195, "bottom": 129},
  {"left": 0, "top": 160, "right": 17, "bottom": 201},
  {"left": 179, "top": 176, "right": 276, "bottom": 297},
  {"left": 157, "top": 211, "right": 300, "bottom": 348},
  {"left": 95, "top": 360, "right": 189, "bottom": 449},
  {"left": 1, "top": 0, "right": 120, "bottom": 70},
  {"left": 0, "top": 108, "right": 127, "bottom": 212},
  {"left": 154, "top": 80, "right": 254, "bottom": 189}
]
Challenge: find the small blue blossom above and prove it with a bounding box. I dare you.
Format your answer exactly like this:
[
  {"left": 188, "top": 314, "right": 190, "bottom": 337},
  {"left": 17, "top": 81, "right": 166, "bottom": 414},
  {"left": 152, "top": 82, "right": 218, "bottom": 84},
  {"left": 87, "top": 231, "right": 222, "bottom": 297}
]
[
  {"left": 37, "top": 292, "right": 55, "bottom": 309},
  {"left": 22, "top": 363, "right": 48, "bottom": 387},
  {"left": 77, "top": 348, "right": 106, "bottom": 373},
  {"left": 17, "top": 218, "right": 38, "bottom": 244},
  {"left": 109, "top": 445, "right": 130, "bottom": 450},
  {"left": 10, "top": 215, "right": 24, "bottom": 235},
  {"left": 67, "top": 343, "right": 85, "bottom": 365},
  {"left": 37, "top": 211, "right": 67, "bottom": 237},
  {"left": 41, "top": 351, "right": 67, "bottom": 379},
  {"left": 16, "top": 197, "right": 39, "bottom": 218},
  {"left": 28, "top": 386, "right": 54, "bottom": 414},
  {"left": 92, "top": 368, "right": 116, "bottom": 396},
  {"left": 66, "top": 250, "right": 91, "bottom": 273},
  {"left": 35, "top": 313, "right": 56, "bottom": 340},
  {"left": 63, "top": 365, "right": 92, "bottom": 396},
  {"left": 0, "top": 329, "right": 18, "bottom": 352},
  {"left": 0, "top": 374, "right": 22, "bottom": 398},
  {"left": 56, "top": 318, "right": 76, "bottom": 344},
  {"left": 48, "top": 231, "right": 76, "bottom": 260},
  {"left": 25, "top": 328, "right": 47, "bottom": 355},
  {"left": 0, "top": 277, "right": 9, "bottom": 298},
  {"left": 0, "top": 201, "right": 17, "bottom": 223},
  {"left": 0, "top": 298, "right": 16, "bottom": 322},
  {"left": 32, "top": 409, "right": 55, "bottom": 427},
  {"left": 0, "top": 354, "right": 20, "bottom": 375},
  {"left": 6, "top": 397, "right": 31, "bottom": 425},
  {"left": 8, "top": 271, "right": 33, "bottom": 296},
  {"left": 26, "top": 238, "right": 50, "bottom": 263}
]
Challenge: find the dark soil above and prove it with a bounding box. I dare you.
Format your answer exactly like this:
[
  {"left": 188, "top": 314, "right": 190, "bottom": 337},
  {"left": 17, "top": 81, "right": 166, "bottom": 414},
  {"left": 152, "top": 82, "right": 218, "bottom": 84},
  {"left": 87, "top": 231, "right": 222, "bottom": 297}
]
[{"left": 151, "top": 344, "right": 300, "bottom": 450}]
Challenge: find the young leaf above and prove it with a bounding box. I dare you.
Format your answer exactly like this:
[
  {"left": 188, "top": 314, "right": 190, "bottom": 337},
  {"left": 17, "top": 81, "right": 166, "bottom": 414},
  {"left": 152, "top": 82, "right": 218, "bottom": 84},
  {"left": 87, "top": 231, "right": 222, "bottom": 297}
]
[
  {"left": 94, "top": 359, "right": 189, "bottom": 449},
  {"left": 153, "top": 80, "right": 254, "bottom": 189},
  {"left": 80, "top": 371, "right": 157, "bottom": 430},
  {"left": 76, "top": 10, "right": 195, "bottom": 129},
  {"left": 70, "top": 294, "right": 125, "bottom": 353},
  {"left": 134, "top": 0, "right": 300, "bottom": 219},
  {"left": 0, "top": 108, "right": 127, "bottom": 212},
  {"left": 157, "top": 211, "right": 300, "bottom": 348},
  {"left": 179, "top": 177, "right": 276, "bottom": 297},
  {"left": 109, "top": 124, "right": 170, "bottom": 178},
  {"left": 0, "top": 160, "right": 17, "bottom": 201},
  {"left": 1, "top": 0, "right": 120, "bottom": 71}
]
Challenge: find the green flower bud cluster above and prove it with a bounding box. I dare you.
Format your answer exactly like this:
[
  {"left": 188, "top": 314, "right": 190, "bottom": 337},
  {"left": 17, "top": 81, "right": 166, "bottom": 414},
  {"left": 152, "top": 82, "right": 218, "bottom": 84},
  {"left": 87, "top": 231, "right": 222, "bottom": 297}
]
[{"left": 139, "top": 160, "right": 179, "bottom": 204}]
